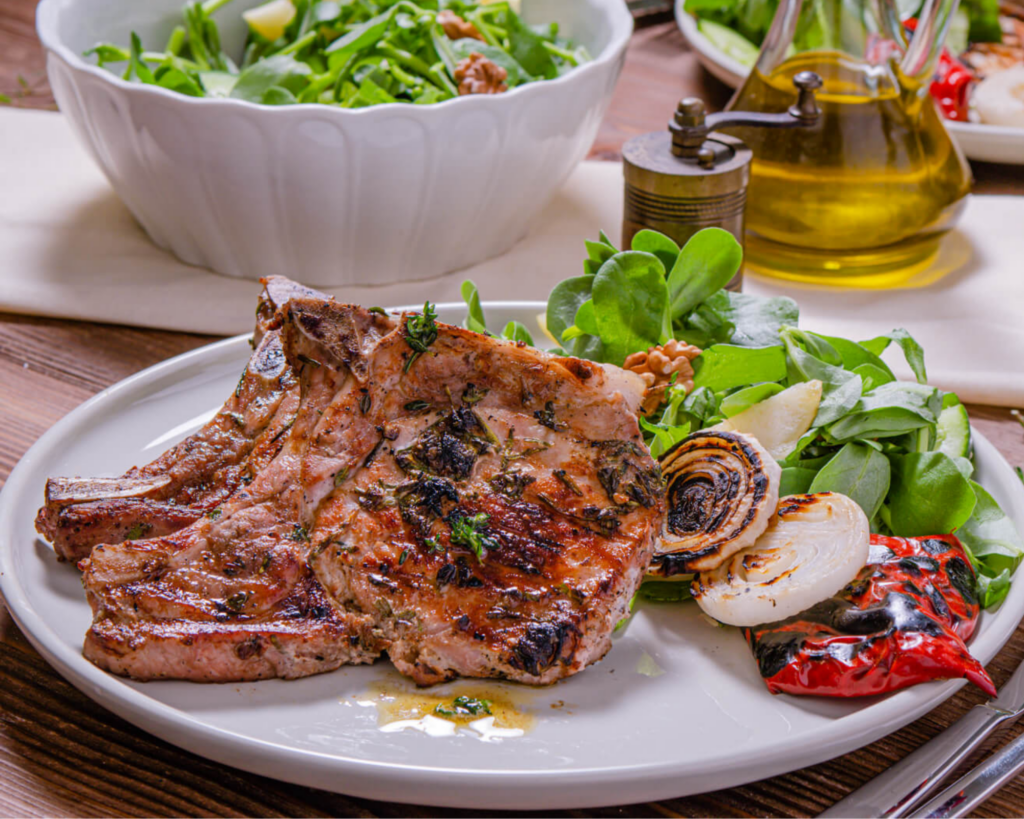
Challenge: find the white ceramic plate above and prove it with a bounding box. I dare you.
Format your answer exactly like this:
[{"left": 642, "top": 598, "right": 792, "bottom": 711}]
[
  {"left": 3, "top": 302, "right": 1024, "bottom": 811},
  {"left": 675, "top": 2, "right": 1024, "bottom": 165}
]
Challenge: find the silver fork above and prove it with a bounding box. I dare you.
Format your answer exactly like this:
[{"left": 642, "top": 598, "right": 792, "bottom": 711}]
[{"left": 819, "top": 659, "right": 1024, "bottom": 818}]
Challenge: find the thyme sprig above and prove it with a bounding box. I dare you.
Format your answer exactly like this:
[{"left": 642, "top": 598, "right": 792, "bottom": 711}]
[
  {"left": 448, "top": 512, "right": 497, "bottom": 562},
  {"left": 403, "top": 301, "right": 438, "bottom": 373}
]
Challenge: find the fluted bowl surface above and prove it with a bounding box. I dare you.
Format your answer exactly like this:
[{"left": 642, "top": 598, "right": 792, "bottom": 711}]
[{"left": 37, "top": 0, "right": 632, "bottom": 285}]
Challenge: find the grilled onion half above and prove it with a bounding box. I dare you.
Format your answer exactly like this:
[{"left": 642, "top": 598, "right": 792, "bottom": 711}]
[
  {"left": 692, "top": 493, "right": 870, "bottom": 627},
  {"left": 650, "top": 431, "right": 781, "bottom": 576}
]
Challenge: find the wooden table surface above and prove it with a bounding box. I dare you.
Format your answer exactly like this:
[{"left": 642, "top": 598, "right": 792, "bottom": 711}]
[{"left": 3, "top": 3, "right": 1024, "bottom": 816}]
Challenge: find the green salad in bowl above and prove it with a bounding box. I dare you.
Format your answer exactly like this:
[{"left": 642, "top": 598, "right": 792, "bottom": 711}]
[{"left": 84, "top": 0, "right": 592, "bottom": 106}]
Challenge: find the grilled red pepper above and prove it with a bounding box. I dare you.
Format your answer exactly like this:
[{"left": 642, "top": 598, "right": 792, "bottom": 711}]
[
  {"left": 744, "top": 534, "right": 995, "bottom": 698},
  {"left": 904, "top": 19, "right": 975, "bottom": 121}
]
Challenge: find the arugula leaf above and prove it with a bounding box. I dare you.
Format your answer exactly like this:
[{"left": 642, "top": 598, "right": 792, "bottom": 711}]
[
  {"left": 825, "top": 382, "right": 941, "bottom": 442},
  {"left": 501, "top": 320, "right": 534, "bottom": 345},
  {"left": 700, "top": 290, "right": 798, "bottom": 348},
  {"left": 230, "top": 54, "right": 311, "bottom": 102},
  {"left": 809, "top": 332, "right": 895, "bottom": 378},
  {"left": 719, "top": 382, "right": 784, "bottom": 417},
  {"left": 572, "top": 300, "right": 600, "bottom": 337},
  {"left": 262, "top": 85, "right": 298, "bottom": 104},
  {"left": 977, "top": 569, "right": 1012, "bottom": 609},
  {"left": 591, "top": 251, "right": 670, "bottom": 366},
  {"left": 154, "top": 66, "right": 204, "bottom": 96},
  {"left": 631, "top": 230, "right": 680, "bottom": 274},
  {"left": 583, "top": 239, "right": 616, "bottom": 275},
  {"left": 851, "top": 362, "right": 894, "bottom": 392},
  {"left": 861, "top": 329, "right": 928, "bottom": 384},
  {"left": 85, "top": 43, "right": 131, "bottom": 65},
  {"left": 667, "top": 228, "right": 743, "bottom": 320},
  {"left": 957, "top": 480, "right": 1024, "bottom": 579},
  {"left": 781, "top": 327, "right": 862, "bottom": 426},
  {"left": 546, "top": 275, "right": 593, "bottom": 345},
  {"left": 888, "top": 451, "right": 977, "bottom": 537},
  {"left": 692, "top": 345, "right": 787, "bottom": 393},
  {"left": 640, "top": 416, "right": 691, "bottom": 458},
  {"left": 505, "top": 8, "right": 558, "bottom": 79},
  {"left": 461, "top": 280, "right": 488, "bottom": 335},
  {"left": 809, "top": 442, "right": 891, "bottom": 520},
  {"left": 125, "top": 32, "right": 155, "bottom": 83},
  {"left": 326, "top": 7, "right": 396, "bottom": 61},
  {"left": 637, "top": 578, "right": 693, "bottom": 602},
  {"left": 780, "top": 466, "right": 817, "bottom": 495}
]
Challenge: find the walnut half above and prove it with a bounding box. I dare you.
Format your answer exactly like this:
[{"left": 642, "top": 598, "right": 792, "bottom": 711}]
[
  {"left": 438, "top": 10, "right": 485, "bottom": 42},
  {"left": 454, "top": 52, "right": 508, "bottom": 95},
  {"left": 624, "top": 339, "right": 702, "bottom": 415}
]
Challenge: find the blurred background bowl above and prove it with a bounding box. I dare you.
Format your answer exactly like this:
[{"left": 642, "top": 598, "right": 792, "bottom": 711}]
[{"left": 37, "top": 0, "right": 632, "bottom": 286}]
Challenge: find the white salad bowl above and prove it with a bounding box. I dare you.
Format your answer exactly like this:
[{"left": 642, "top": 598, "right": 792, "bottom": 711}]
[{"left": 36, "top": 0, "right": 632, "bottom": 286}]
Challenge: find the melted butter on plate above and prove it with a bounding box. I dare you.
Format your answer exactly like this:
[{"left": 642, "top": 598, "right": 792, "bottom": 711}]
[{"left": 352, "top": 673, "right": 536, "bottom": 742}]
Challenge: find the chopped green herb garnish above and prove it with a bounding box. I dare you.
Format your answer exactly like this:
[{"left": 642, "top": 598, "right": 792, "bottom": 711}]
[
  {"left": 369, "top": 307, "right": 387, "bottom": 315},
  {"left": 533, "top": 401, "right": 562, "bottom": 431},
  {"left": 224, "top": 591, "right": 249, "bottom": 612},
  {"left": 207, "top": 507, "right": 222, "bottom": 520},
  {"left": 290, "top": 524, "right": 309, "bottom": 542},
  {"left": 435, "top": 696, "right": 492, "bottom": 718},
  {"left": 404, "top": 400, "right": 431, "bottom": 412},
  {"left": 126, "top": 522, "right": 151, "bottom": 540},
  {"left": 333, "top": 467, "right": 349, "bottom": 488},
  {"left": 403, "top": 302, "right": 438, "bottom": 373},
  {"left": 461, "top": 384, "right": 488, "bottom": 405},
  {"left": 553, "top": 469, "right": 584, "bottom": 496},
  {"left": 360, "top": 393, "right": 372, "bottom": 414},
  {"left": 398, "top": 549, "right": 409, "bottom": 566},
  {"left": 447, "top": 512, "right": 497, "bottom": 562},
  {"left": 296, "top": 353, "right": 322, "bottom": 368}
]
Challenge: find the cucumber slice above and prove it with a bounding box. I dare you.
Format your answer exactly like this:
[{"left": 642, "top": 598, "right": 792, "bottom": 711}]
[
  {"left": 696, "top": 20, "right": 761, "bottom": 68},
  {"left": 936, "top": 403, "right": 971, "bottom": 459}
]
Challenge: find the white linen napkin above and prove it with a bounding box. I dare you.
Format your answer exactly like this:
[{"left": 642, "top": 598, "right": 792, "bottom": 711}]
[{"left": 2, "top": 109, "right": 1023, "bottom": 406}]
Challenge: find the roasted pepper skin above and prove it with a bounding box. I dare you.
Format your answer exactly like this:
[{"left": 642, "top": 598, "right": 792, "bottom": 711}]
[{"left": 743, "top": 534, "right": 996, "bottom": 698}]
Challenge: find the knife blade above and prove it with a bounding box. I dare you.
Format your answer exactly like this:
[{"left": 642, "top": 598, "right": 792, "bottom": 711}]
[
  {"left": 914, "top": 727, "right": 1024, "bottom": 818},
  {"left": 819, "top": 658, "right": 1024, "bottom": 818}
]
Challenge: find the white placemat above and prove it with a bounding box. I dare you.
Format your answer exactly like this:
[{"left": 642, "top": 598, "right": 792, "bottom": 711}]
[{"left": 2, "top": 109, "right": 1023, "bottom": 406}]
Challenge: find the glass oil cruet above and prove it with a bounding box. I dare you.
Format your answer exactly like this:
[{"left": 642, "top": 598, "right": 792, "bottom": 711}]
[{"left": 721, "top": 0, "right": 973, "bottom": 285}]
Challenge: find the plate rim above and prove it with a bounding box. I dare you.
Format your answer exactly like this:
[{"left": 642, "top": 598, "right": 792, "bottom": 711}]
[{"left": 3, "top": 302, "right": 1024, "bottom": 809}]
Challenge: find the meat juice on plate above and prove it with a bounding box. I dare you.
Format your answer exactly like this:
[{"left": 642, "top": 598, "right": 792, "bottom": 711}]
[
  {"left": 353, "top": 676, "right": 535, "bottom": 741},
  {"left": 723, "top": 52, "right": 971, "bottom": 285}
]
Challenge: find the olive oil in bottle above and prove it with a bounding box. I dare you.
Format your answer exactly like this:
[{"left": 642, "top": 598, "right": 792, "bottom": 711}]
[{"left": 723, "top": 51, "right": 971, "bottom": 285}]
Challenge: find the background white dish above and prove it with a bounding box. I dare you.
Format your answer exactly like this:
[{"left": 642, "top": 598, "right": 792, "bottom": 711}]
[
  {"left": 675, "top": 3, "right": 1024, "bottom": 165},
  {"left": 2, "top": 302, "right": 1024, "bottom": 810},
  {"left": 36, "top": 0, "right": 631, "bottom": 286}
]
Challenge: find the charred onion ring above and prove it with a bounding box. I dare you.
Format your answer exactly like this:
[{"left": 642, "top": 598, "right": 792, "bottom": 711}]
[
  {"left": 650, "top": 430, "right": 780, "bottom": 576},
  {"left": 692, "top": 492, "right": 870, "bottom": 627}
]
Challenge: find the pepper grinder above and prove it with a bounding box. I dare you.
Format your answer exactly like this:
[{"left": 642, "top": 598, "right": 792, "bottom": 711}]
[{"left": 621, "top": 71, "right": 823, "bottom": 291}]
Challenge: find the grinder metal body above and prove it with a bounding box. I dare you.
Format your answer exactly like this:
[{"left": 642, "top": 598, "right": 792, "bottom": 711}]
[{"left": 621, "top": 71, "right": 823, "bottom": 291}]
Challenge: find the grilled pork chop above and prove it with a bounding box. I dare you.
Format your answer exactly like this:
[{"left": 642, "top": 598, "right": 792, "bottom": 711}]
[
  {"left": 35, "top": 277, "right": 326, "bottom": 563},
  {"left": 81, "top": 296, "right": 663, "bottom": 685}
]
